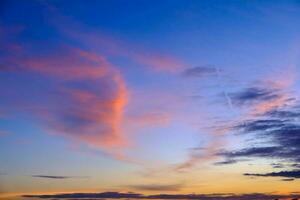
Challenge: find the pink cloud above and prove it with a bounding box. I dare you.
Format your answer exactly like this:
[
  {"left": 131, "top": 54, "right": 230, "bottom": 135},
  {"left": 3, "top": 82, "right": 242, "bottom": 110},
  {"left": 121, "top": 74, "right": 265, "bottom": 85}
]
[
  {"left": 32, "top": 1, "right": 182, "bottom": 73},
  {"left": 19, "top": 47, "right": 108, "bottom": 80},
  {"left": 45, "top": 73, "right": 129, "bottom": 149},
  {"left": 121, "top": 47, "right": 183, "bottom": 72},
  {"left": 252, "top": 67, "right": 296, "bottom": 116},
  {"left": 1, "top": 43, "right": 129, "bottom": 151},
  {"left": 0, "top": 9, "right": 185, "bottom": 162},
  {"left": 54, "top": 21, "right": 184, "bottom": 73}
]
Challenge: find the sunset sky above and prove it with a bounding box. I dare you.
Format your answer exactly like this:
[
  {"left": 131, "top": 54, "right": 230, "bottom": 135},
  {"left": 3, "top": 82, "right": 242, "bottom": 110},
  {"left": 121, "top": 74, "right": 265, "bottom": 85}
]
[{"left": 0, "top": 0, "right": 300, "bottom": 199}]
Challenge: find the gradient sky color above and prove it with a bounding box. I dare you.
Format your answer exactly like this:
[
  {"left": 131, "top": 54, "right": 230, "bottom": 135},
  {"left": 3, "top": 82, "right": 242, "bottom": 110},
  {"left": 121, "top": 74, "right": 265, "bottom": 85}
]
[{"left": 0, "top": 0, "right": 300, "bottom": 199}]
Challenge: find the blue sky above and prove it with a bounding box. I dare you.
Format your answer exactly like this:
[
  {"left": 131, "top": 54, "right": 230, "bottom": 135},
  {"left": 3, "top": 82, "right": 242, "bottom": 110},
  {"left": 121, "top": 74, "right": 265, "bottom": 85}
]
[{"left": 0, "top": 0, "right": 300, "bottom": 199}]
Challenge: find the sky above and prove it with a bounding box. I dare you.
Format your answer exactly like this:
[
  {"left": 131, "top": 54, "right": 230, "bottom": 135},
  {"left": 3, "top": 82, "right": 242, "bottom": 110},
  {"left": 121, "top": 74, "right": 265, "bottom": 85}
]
[{"left": 0, "top": 0, "right": 300, "bottom": 199}]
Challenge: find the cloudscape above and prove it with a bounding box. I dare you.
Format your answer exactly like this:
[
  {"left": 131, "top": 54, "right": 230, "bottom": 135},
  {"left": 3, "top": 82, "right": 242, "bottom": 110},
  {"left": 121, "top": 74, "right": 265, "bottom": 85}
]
[{"left": 0, "top": 0, "right": 300, "bottom": 200}]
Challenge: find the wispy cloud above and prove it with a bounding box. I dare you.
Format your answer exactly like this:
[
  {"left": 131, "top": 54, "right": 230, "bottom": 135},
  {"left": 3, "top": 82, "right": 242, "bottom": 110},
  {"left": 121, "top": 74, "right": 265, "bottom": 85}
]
[
  {"left": 175, "top": 65, "right": 235, "bottom": 171},
  {"left": 62, "top": 31, "right": 184, "bottom": 73},
  {"left": 126, "top": 111, "right": 171, "bottom": 127},
  {"left": 44, "top": 3, "right": 184, "bottom": 74},
  {"left": 174, "top": 126, "right": 231, "bottom": 171},
  {"left": 128, "top": 183, "right": 183, "bottom": 192}
]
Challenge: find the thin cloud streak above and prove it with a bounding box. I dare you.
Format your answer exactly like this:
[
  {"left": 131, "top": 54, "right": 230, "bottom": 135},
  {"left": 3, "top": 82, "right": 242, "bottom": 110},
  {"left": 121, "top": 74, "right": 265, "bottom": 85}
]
[
  {"left": 23, "top": 191, "right": 300, "bottom": 200},
  {"left": 244, "top": 170, "right": 300, "bottom": 179},
  {"left": 182, "top": 66, "right": 216, "bottom": 78},
  {"left": 215, "top": 66, "right": 233, "bottom": 111},
  {"left": 32, "top": 175, "right": 89, "bottom": 179}
]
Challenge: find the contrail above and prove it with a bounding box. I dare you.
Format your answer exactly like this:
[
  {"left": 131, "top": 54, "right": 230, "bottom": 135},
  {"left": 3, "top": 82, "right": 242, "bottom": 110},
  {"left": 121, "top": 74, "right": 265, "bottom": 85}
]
[{"left": 215, "top": 66, "right": 234, "bottom": 111}]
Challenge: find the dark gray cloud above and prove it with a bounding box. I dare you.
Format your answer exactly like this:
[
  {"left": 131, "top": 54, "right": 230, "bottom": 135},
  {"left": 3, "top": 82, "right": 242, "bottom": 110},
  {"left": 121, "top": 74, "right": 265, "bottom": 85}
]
[
  {"left": 266, "top": 109, "right": 300, "bottom": 119},
  {"left": 230, "top": 87, "right": 280, "bottom": 106},
  {"left": 214, "top": 159, "right": 238, "bottom": 166},
  {"left": 219, "top": 146, "right": 282, "bottom": 159},
  {"left": 271, "top": 163, "right": 285, "bottom": 169},
  {"left": 215, "top": 84, "right": 300, "bottom": 178},
  {"left": 244, "top": 170, "right": 300, "bottom": 179},
  {"left": 32, "top": 175, "right": 88, "bottom": 179},
  {"left": 291, "top": 163, "right": 300, "bottom": 168},
  {"left": 24, "top": 192, "right": 142, "bottom": 199},
  {"left": 128, "top": 183, "right": 183, "bottom": 191},
  {"left": 219, "top": 119, "right": 300, "bottom": 167},
  {"left": 224, "top": 100, "right": 300, "bottom": 161},
  {"left": 225, "top": 120, "right": 300, "bottom": 163},
  {"left": 234, "top": 119, "right": 287, "bottom": 133},
  {"left": 281, "top": 178, "right": 295, "bottom": 181},
  {"left": 23, "top": 192, "right": 300, "bottom": 200},
  {"left": 182, "top": 66, "right": 216, "bottom": 78}
]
